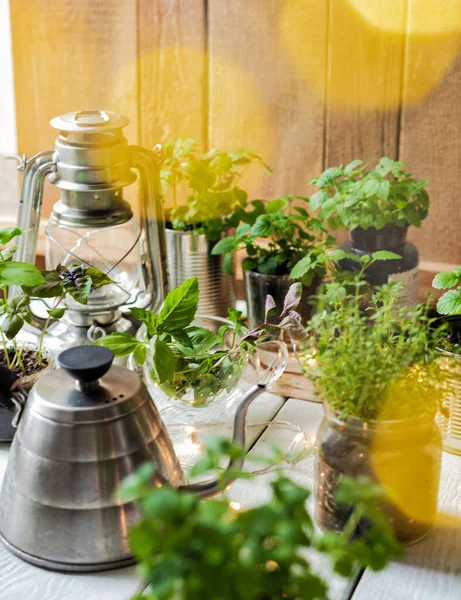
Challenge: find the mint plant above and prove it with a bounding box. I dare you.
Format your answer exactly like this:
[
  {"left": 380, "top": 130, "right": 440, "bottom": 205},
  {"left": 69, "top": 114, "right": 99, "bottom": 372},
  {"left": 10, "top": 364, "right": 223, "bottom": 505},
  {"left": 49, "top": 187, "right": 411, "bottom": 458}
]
[
  {"left": 0, "top": 227, "right": 114, "bottom": 374},
  {"left": 309, "top": 158, "right": 429, "bottom": 231},
  {"left": 432, "top": 268, "right": 461, "bottom": 316},
  {"left": 96, "top": 276, "right": 302, "bottom": 404},
  {"left": 159, "top": 137, "right": 271, "bottom": 239},
  {"left": 122, "top": 439, "right": 402, "bottom": 600},
  {"left": 212, "top": 196, "right": 337, "bottom": 284},
  {"left": 304, "top": 275, "right": 445, "bottom": 421}
]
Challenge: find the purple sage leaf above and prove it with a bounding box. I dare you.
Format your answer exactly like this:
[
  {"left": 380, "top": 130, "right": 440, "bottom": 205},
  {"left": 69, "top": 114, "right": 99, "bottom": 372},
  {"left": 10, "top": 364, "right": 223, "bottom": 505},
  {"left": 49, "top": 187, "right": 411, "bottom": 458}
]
[
  {"left": 265, "top": 294, "right": 277, "bottom": 320},
  {"left": 281, "top": 282, "right": 302, "bottom": 316}
]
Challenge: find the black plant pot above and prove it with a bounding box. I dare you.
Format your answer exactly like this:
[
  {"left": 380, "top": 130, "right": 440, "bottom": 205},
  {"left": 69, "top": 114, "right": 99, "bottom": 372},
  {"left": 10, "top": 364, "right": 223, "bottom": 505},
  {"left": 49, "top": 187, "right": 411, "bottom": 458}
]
[
  {"left": 340, "top": 224, "right": 419, "bottom": 306},
  {"left": 243, "top": 270, "right": 321, "bottom": 330}
]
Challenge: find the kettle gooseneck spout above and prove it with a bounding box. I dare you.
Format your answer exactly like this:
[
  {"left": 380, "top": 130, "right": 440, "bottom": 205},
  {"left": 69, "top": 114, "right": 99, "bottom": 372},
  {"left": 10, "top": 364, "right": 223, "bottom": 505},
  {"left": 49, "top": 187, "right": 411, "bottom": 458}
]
[{"left": 179, "top": 383, "right": 266, "bottom": 498}]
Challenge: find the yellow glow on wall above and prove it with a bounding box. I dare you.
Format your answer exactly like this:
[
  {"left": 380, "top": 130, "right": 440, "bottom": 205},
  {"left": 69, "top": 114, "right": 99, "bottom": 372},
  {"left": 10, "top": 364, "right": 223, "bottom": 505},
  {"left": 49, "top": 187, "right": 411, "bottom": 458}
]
[{"left": 280, "top": 0, "right": 461, "bottom": 109}]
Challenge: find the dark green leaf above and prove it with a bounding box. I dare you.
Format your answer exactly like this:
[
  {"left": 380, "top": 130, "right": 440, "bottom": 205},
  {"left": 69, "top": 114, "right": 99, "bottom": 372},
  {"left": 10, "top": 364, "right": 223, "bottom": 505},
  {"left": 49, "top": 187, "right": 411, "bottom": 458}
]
[
  {"left": 158, "top": 277, "right": 199, "bottom": 332},
  {"left": 86, "top": 267, "right": 116, "bottom": 288},
  {"left": 47, "top": 307, "right": 66, "bottom": 319},
  {"left": 63, "top": 273, "right": 92, "bottom": 305},
  {"left": 22, "top": 270, "right": 63, "bottom": 298},
  {"left": 2, "top": 313, "right": 24, "bottom": 339},
  {"left": 0, "top": 261, "right": 44, "bottom": 287},
  {"left": 151, "top": 338, "right": 177, "bottom": 383}
]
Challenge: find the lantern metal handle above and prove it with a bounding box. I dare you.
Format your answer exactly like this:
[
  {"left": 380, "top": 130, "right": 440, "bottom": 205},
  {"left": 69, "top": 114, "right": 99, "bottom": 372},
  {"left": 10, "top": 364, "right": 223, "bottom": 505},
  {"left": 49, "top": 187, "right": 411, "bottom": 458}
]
[
  {"left": 10, "top": 151, "right": 56, "bottom": 298},
  {"left": 130, "top": 146, "right": 168, "bottom": 315}
]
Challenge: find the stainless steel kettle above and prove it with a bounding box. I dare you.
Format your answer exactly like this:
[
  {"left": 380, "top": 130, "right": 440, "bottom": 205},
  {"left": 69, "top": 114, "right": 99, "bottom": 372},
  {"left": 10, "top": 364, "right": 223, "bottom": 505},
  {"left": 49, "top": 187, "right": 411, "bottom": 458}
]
[{"left": 0, "top": 345, "right": 275, "bottom": 572}]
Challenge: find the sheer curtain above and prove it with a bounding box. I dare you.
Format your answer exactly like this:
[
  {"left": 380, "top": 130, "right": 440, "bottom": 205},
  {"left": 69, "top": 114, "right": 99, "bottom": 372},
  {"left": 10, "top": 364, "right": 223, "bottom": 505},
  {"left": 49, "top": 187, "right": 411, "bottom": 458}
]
[{"left": 0, "top": 0, "right": 18, "bottom": 227}]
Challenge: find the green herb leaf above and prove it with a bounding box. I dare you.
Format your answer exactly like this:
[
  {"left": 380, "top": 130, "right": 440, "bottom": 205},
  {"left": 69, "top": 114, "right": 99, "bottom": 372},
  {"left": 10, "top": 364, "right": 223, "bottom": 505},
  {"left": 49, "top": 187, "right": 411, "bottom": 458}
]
[
  {"left": 328, "top": 249, "right": 346, "bottom": 261},
  {"left": 2, "top": 313, "right": 24, "bottom": 339},
  {"left": 432, "top": 270, "right": 459, "bottom": 290},
  {"left": 290, "top": 256, "right": 313, "bottom": 280},
  {"left": 437, "top": 290, "right": 461, "bottom": 316},
  {"left": 0, "top": 261, "right": 44, "bottom": 287},
  {"left": 309, "top": 189, "right": 328, "bottom": 212},
  {"left": 343, "top": 159, "right": 363, "bottom": 175},
  {"left": 62, "top": 273, "right": 92, "bottom": 305},
  {"left": 223, "top": 252, "right": 234, "bottom": 275},
  {"left": 22, "top": 270, "right": 63, "bottom": 298},
  {"left": 159, "top": 277, "right": 199, "bottom": 332},
  {"left": 371, "top": 250, "right": 401, "bottom": 261},
  {"left": 86, "top": 267, "right": 116, "bottom": 288},
  {"left": 150, "top": 338, "right": 177, "bottom": 383},
  {"left": 94, "top": 332, "right": 145, "bottom": 357},
  {"left": 211, "top": 236, "right": 237, "bottom": 255},
  {"left": 266, "top": 197, "right": 288, "bottom": 214},
  {"left": 47, "top": 307, "right": 66, "bottom": 319},
  {"left": 0, "top": 227, "right": 24, "bottom": 246}
]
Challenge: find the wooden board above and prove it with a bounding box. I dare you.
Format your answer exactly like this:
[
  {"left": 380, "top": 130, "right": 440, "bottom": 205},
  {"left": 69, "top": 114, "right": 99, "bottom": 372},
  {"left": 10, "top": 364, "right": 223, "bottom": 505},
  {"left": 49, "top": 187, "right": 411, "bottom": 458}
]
[
  {"left": 137, "top": 0, "right": 206, "bottom": 149},
  {"left": 208, "top": 0, "right": 327, "bottom": 200},
  {"left": 324, "top": 0, "right": 406, "bottom": 169},
  {"left": 352, "top": 451, "right": 461, "bottom": 599},
  {"left": 400, "top": 0, "right": 461, "bottom": 267},
  {"left": 9, "top": 0, "right": 139, "bottom": 215}
]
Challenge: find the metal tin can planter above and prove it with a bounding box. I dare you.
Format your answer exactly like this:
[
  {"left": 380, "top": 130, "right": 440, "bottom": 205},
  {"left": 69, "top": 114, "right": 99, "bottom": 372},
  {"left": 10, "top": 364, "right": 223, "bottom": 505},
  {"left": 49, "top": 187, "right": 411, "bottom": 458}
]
[
  {"left": 340, "top": 225, "right": 419, "bottom": 306},
  {"left": 0, "top": 346, "right": 54, "bottom": 442},
  {"left": 315, "top": 403, "right": 442, "bottom": 545},
  {"left": 243, "top": 270, "right": 321, "bottom": 330},
  {"left": 166, "top": 227, "right": 236, "bottom": 318}
]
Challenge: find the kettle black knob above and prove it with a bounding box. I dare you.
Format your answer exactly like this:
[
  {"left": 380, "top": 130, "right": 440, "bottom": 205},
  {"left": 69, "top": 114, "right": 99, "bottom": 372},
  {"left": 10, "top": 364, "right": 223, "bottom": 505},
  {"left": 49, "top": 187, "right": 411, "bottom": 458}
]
[{"left": 58, "top": 346, "right": 114, "bottom": 384}]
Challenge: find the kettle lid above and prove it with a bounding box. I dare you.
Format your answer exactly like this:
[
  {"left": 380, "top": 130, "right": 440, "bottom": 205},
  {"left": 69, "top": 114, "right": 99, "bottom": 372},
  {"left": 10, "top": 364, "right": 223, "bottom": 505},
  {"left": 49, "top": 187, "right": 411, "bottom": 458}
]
[{"left": 28, "top": 346, "right": 147, "bottom": 424}]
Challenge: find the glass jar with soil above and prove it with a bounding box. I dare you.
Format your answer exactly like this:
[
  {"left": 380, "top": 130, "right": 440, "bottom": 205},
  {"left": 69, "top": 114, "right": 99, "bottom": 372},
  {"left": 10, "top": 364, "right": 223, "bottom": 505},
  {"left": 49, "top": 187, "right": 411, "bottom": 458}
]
[
  {"left": 315, "top": 402, "right": 442, "bottom": 545},
  {"left": 0, "top": 344, "right": 54, "bottom": 441}
]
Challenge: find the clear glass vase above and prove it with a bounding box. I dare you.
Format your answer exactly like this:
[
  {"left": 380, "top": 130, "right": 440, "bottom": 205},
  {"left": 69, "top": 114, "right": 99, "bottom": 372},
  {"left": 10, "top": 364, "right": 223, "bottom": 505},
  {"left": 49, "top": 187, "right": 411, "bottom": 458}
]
[
  {"left": 315, "top": 402, "right": 442, "bottom": 545},
  {"left": 139, "top": 315, "right": 288, "bottom": 426}
]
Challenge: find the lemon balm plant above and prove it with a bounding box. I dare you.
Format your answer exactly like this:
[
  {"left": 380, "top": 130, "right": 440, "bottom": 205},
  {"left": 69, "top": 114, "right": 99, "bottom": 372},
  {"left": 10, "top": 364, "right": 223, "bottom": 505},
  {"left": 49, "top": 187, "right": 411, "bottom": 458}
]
[
  {"left": 158, "top": 137, "right": 271, "bottom": 317},
  {"left": 303, "top": 275, "right": 445, "bottom": 544},
  {"left": 309, "top": 158, "right": 430, "bottom": 306},
  {"left": 212, "top": 196, "right": 337, "bottom": 328},
  {"left": 123, "top": 440, "right": 402, "bottom": 600}
]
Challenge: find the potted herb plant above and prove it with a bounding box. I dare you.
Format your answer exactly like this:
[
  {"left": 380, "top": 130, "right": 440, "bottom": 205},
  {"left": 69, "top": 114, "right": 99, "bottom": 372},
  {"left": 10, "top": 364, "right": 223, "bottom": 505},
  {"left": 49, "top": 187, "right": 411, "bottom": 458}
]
[
  {"left": 212, "top": 195, "right": 337, "bottom": 329},
  {"left": 431, "top": 267, "right": 461, "bottom": 455},
  {"left": 159, "top": 137, "right": 271, "bottom": 317},
  {"left": 95, "top": 276, "right": 300, "bottom": 409},
  {"left": 309, "top": 158, "right": 430, "bottom": 306},
  {"left": 304, "top": 274, "right": 445, "bottom": 544},
  {"left": 121, "top": 439, "right": 402, "bottom": 600},
  {"left": 0, "top": 227, "right": 114, "bottom": 441}
]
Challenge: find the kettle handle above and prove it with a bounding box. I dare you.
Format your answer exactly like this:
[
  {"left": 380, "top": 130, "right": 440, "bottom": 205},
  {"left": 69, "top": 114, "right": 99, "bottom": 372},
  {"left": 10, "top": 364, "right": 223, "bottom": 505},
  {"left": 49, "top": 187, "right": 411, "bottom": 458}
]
[{"left": 179, "top": 384, "right": 265, "bottom": 498}]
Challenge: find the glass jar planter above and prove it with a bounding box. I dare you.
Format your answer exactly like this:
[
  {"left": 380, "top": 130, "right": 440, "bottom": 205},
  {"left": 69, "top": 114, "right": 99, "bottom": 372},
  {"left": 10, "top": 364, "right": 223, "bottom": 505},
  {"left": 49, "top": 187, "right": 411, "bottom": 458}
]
[
  {"left": 315, "top": 402, "right": 442, "bottom": 545},
  {"left": 0, "top": 345, "right": 55, "bottom": 442}
]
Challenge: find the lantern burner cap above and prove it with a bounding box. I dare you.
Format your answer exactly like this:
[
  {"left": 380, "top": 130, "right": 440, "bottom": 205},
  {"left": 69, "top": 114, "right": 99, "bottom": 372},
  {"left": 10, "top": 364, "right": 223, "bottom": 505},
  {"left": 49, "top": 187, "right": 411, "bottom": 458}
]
[{"left": 50, "top": 110, "right": 130, "bottom": 133}]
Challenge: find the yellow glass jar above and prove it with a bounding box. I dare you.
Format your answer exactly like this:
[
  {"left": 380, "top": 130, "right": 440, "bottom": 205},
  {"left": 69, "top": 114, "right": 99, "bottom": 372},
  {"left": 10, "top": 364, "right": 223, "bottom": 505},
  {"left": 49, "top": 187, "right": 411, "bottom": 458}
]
[{"left": 315, "top": 402, "right": 442, "bottom": 545}]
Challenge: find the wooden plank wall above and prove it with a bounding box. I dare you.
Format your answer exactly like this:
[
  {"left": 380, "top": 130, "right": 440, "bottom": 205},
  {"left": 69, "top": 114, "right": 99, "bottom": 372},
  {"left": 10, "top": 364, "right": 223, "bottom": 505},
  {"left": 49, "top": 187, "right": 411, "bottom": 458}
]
[{"left": 8, "top": 0, "right": 461, "bottom": 289}]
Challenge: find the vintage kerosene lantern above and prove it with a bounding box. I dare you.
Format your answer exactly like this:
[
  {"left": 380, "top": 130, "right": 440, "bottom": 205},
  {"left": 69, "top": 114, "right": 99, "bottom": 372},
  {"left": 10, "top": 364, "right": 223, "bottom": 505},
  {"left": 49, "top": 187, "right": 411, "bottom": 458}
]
[{"left": 13, "top": 110, "right": 167, "bottom": 348}]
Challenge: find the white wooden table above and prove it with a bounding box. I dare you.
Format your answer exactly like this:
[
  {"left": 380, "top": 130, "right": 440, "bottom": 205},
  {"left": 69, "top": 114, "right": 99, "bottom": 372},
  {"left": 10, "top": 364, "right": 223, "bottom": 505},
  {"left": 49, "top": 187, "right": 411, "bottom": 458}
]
[{"left": 0, "top": 393, "right": 460, "bottom": 600}]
